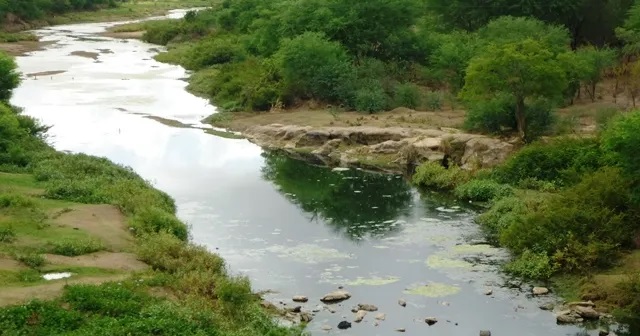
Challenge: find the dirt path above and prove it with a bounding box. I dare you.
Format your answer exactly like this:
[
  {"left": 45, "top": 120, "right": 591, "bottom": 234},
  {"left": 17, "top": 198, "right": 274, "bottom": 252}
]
[
  {"left": 52, "top": 204, "right": 133, "bottom": 252},
  {"left": 45, "top": 252, "right": 148, "bottom": 272},
  {"left": 0, "top": 274, "right": 128, "bottom": 307}
]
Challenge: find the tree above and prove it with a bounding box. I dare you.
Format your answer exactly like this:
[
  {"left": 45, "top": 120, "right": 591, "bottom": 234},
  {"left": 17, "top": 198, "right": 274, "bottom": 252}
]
[
  {"left": 574, "top": 46, "right": 617, "bottom": 102},
  {"left": 0, "top": 52, "right": 20, "bottom": 102},
  {"left": 476, "top": 16, "right": 571, "bottom": 53},
  {"left": 602, "top": 111, "right": 640, "bottom": 180},
  {"left": 276, "top": 32, "right": 355, "bottom": 103},
  {"left": 460, "top": 39, "right": 568, "bottom": 139}
]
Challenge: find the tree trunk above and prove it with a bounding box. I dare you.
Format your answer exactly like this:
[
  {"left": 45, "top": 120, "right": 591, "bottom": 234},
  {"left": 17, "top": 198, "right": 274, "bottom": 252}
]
[
  {"left": 515, "top": 97, "right": 526, "bottom": 140},
  {"left": 590, "top": 81, "right": 596, "bottom": 102}
]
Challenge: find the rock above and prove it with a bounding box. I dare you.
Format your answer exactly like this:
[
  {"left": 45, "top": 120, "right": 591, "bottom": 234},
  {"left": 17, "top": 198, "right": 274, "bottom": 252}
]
[
  {"left": 568, "top": 301, "right": 595, "bottom": 307},
  {"left": 292, "top": 295, "right": 308, "bottom": 303},
  {"left": 321, "top": 325, "right": 332, "bottom": 331},
  {"left": 395, "top": 328, "right": 406, "bottom": 332},
  {"left": 479, "top": 331, "right": 492, "bottom": 336},
  {"left": 337, "top": 321, "right": 351, "bottom": 330},
  {"left": 532, "top": 287, "right": 549, "bottom": 295},
  {"left": 556, "top": 310, "right": 582, "bottom": 324},
  {"left": 374, "top": 321, "right": 379, "bottom": 327},
  {"left": 425, "top": 317, "right": 438, "bottom": 326},
  {"left": 357, "top": 303, "right": 378, "bottom": 312},
  {"left": 354, "top": 310, "right": 367, "bottom": 323},
  {"left": 300, "top": 312, "right": 313, "bottom": 323},
  {"left": 539, "top": 302, "right": 555, "bottom": 311},
  {"left": 375, "top": 313, "right": 386, "bottom": 321},
  {"left": 599, "top": 330, "right": 610, "bottom": 336},
  {"left": 260, "top": 300, "right": 277, "bottom": 310},
  {"left": 288, "top": 306, "right": 301, "bottom": 313},
  {"left": 575, "top": 305, "right": 600, "bottom": 320},
  {"left": 398, "top": 299, "right": 407, "bottom": 307},
  {"left": 484, "top": 289, "right": 493, "bottom": 296},
  {"left": 321, "top": 290, "right": 351, "bottom": 303}
]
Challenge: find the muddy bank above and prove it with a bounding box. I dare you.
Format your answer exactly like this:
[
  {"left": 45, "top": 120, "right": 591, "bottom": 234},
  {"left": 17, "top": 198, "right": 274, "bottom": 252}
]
[{"left": 242, "top": 124, "right": 517, "bottom": 174}]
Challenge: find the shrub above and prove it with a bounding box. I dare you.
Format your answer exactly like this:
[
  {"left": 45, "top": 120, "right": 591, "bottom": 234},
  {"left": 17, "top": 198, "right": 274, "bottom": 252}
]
[
  {"left": 130, "top": 206, "right": 188, "bottom": 241},
  {"left": 15, "top": 253, "right": 45, "bottom": 268},
  {"left": 601, "top": 111, "right": 640, "bottom": 180},
  {"left": 354, "top": 82, "right": 389, "bottom": 113},
  {"left": 392, "top": 83, "right": 421, "bottom": 109},
  {"left": 454, "top": 179, "right": 513, "bottom": 202},
  {"left": 63, "top": 283, "right": 149, "bottom": 317},
  {"left": 494, "top": 137, "right": 603, "bottom": 186},
  {"left": 0, "top": 225, "right": 15, "bottom": 242},
  {"left": 277, "top": 32, "right": 355, "bottom": 103},
  {"left": 476, "top": 193, "right": 547, "bottom": 238},
  {"left": 0, "top": 193, "right": 36, "bottom": 208},
  {"left": 412, "top": 162, "right": 470, "bottom": 190},
  {"left": 143, "top": 20, "right": 182, "bottom": 45},
  {"left": 52, "top": 238, "right": 104, "bottom": 256},
  {"left": 182, "top": 36, "right": 247, "bottom": 70},
  {"left": 614, "top": 275, "right": 640, "bottom": 318},
  {"left": 424, "top": 91, "right": 444, "bottom": 111},
  {"left": 505, "top": 250, "right": 557, "bottom": 280},
  {"left": 216, "top": 276, "right": 252, "bottom": 316},
  {"left": 0, "top": 300, "right": 84, "bottom": 333},
  {"left": 464, "top": 94, "right": 514, "bottom": 133},
  {"left": 500, "top": 168, "right": 639, "bottom": 272},
  {"left": 16, "top": 269, "right": 41, "bottom": 283}
]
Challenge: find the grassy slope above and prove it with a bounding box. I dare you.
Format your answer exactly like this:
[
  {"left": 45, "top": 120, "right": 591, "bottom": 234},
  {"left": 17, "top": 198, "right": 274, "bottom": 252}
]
[{"left": 0, "top": 150, "right": 298, "bottom": 334}]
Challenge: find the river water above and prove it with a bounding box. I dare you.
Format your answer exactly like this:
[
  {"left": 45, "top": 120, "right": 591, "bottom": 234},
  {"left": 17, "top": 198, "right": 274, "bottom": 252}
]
[{"left": 9, "top": 9, "right": 627, "bottom": 336}]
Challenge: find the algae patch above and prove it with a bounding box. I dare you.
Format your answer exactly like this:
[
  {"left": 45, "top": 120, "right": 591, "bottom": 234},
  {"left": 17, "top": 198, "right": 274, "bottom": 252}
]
[
  {"left": 266, "top": 244, "right": 352, "bottom": 264},
  {"left": 345, "top": 276, "right": 400, "bottom": 286},
  {"left": 426, "top": 255, "right": 472, "bottom": 269},
  {"left": 404, "top": 282, "right": 461, "bottom": 297},
  {"left": 452, "top": 244, "right": 500, "bottom": 255}
]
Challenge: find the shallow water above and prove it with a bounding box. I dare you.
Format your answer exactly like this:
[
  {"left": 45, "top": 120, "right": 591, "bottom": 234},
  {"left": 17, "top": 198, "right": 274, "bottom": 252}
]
[{"left": 10, "top": 9, "right": 634, "bottom": 336}]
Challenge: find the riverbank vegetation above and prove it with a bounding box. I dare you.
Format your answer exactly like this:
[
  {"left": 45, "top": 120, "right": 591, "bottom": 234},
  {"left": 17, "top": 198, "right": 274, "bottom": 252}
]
[
  {"left": 0, "top": 50, "right": 298, "bottom": 335},
  {"left": 140, "top": 0, "right": 640, "bottom": 142},
  {"left": 413, "top": 112, "right": 640, "bottom": 319}
]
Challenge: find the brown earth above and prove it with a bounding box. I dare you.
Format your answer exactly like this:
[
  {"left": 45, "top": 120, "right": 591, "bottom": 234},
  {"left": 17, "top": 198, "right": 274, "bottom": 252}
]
[
  {"left": 44, "top": 252, "right": 148, "bottom": 272},
  {"left": 52, "top": 204, "right": 133, "bottom": 252},
  {"left": 0, "top": 40, "right": 55, "bottom": 56},
  {"left": 69, "top": 50, "right": 99, "bottom": 59},
  {"left": 101, "top": 30, "right": 145, "bottom": 39}
]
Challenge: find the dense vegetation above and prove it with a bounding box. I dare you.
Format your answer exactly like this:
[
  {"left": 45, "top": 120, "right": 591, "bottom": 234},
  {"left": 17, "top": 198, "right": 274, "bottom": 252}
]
[
  {"left": 413, "top": 112, "right": 640, "bottom": 318},
  {"left": 0, "top": 50, "right": 298, "bottom": 335},
  {"left": 0, "top": 0, "right": 123, "bottom": 22},
  {"left": 139, "top": 0, "right": 640, "bottom": 141}
]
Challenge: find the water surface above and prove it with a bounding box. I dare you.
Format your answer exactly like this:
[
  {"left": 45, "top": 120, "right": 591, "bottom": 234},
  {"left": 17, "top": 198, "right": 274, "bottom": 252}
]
[{"left": 11, "top": 9, "right": 629, "bottom": 336}]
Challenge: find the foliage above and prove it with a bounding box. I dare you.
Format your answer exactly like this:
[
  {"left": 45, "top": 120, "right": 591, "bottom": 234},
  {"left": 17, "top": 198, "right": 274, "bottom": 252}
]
[
  {"left": 354, "top": 82, "right": 388, "bottom": 113},
  {"left": 0, "top": 224, "right": 15, "bottom": 242},
  {"left": 412, "top": 162, "right": 470, "bottom": 191},
  {"left": 392, "top": 83, "right": 421, "bottom": 109},
  {"left": 0, "top": 0, "right": 124, "bottom": 22},
  {"left": 15, "top": 253, "right": 46, "bottom": 268},
  {"left": 461, "top": 39, "right": 568, "bottom": 139},
  {"left": 505, "top": 250, "right": 557, "bottom": 280},
  {"left": 601, "top": 111, "right": 640, "bottom": 180},
  {"left": 574, "top": 47, "right": 617, "bottom": 102},
  {"left": 454, "top": 179, "right": 513, "bottom": 202},
  {"left": 494, "top": 137, "right": 603, "bottom": 186},
  {"left": 0, "top": 53, "right": 20, "bottom": 102},
  {"left": 130, "top": 206, "right": 188, "bottom": 241},
  {"left": 51, "top": 238, "right": 104, "bottom": 256}
]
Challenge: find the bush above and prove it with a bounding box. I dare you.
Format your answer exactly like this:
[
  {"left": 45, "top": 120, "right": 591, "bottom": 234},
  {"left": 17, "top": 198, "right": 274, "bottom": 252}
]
[
  {"left": 130, "top": 206, "right": 188, "bottom": 241},
  {"left": 52, "top": 238, "right": 104, "bottom": 256},
  {"left": 494, "top": 137, "right": 603, "bottom": 186},
  {"left": 15, "top": 253, "right": 45, "bottom": 268},
  {"left": 601, "top": 111, "right": 640, "bottom": 180},
  {"left": 16, "top": 269, "right": 41, "bottom": 283},
  {"left": 424, "top": 91, "right": 444, "bottom": 111},
  {"left": 476, "top": 193, "right": 547, "bottom": 238},
  {"left": 500, "top": 168, "right": 639, "bottom": 272},
  {"left": 277, "top": 32, "right": 355, "bottom": 103},
  {"left": 0, "top": 225, "right": 15, "bottom": 242},
  {"left": 392, "top": 83, "right": 421, "bottom": 109},
  {"left": 182, "top": 36, "right": 247, "bottom": 70},
  {"left": 216, "top": 276, "right": 252, "bottom": 316},
  {"left": 0, "top": 193, "right": 36, "bottom": 208},
  {"left": 354, "top": 82, "right": 389, "bottom": 113},
  {"left": 454, "top": 179, "right": 513, "bottom": 202},
  {"left": 412, "top": 162, "right": 470, "bottom": 190},
  {"left": 505, "top": 249, "right": 557, "bottom": 280},
  {"left": 63, "top": 283, "right": 149, "bottom": 317}
]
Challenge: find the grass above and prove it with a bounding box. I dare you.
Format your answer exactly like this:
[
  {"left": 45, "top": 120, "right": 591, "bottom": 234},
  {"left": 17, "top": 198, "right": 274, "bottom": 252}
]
[{"left": 0, "top": 32, "right": 38, "bottom": 43}]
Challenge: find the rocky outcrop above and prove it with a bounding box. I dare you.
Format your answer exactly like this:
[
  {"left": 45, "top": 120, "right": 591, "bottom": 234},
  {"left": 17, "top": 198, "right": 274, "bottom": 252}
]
[{"left": 243, "top": 124, "right": 516, "bottom": 173}]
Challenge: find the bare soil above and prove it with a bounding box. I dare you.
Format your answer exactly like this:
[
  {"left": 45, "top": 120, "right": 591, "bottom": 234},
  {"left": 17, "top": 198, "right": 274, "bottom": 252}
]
[
  {"left": 0, "top": 40, "right": 55, "bottom": 56},
  {"left": 69, "top": 50, "right": 99, "bottom": 60},
  {"left": 52, "top": 204, "right": 133, "bottom": 252},
  {"left": 101, "top": 31, "right": 145, "bottom": 39},
  {"left": 44, "top": 252, "right": 148, "bottom": 272}
]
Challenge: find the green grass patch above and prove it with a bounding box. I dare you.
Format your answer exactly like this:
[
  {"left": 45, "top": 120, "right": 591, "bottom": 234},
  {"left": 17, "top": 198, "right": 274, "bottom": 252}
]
[
  {"left": 50, "top": 238, "right": 104, "bottom": 257},
  {"left": 0, "top": 32, "right": 38, "bottom": 43}
]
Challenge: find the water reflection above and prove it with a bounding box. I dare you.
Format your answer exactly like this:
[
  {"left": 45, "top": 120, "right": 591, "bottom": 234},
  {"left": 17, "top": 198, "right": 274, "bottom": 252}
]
[{"left": 261, "top": 152, "right": 413, "bottom": 240}]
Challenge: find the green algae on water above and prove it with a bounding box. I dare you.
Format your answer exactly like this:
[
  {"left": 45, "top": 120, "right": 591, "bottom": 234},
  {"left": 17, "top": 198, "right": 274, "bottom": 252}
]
[
  {"left": 266, "top": 244, "right": 352, "bottom": 264},
  {"left": 426, "top": 255, "right": 472, "bottom": 269},
  {"left": 345, "top": 276, "right": 400, "bottom": 286},
  {"left": 404, "top": 282, "right": 461, "bottom": 297}
]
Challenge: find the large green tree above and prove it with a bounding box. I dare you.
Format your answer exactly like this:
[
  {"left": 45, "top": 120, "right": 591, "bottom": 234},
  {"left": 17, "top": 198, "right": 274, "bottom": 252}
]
[
  {"left": 461, "top": 39, "right": 568, "bottom": 139},
  {"left": 0, "top": 52, "right": 20, "bottom": 102}
]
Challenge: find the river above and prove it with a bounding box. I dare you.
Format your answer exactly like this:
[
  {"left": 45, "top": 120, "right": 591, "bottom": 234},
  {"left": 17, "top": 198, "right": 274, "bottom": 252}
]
[{"left": 9, "top": 9, "right": 628, "bottom": 336}]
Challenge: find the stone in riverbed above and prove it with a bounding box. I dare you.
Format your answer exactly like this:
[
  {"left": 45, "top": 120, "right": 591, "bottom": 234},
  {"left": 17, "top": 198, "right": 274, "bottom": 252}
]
[
  {"left": 532, "top": 287, "right": 549, "bottom": 295},
  {"left": 354, "top": 310, "right": 367, "bottom": 323},
  {"left": 556, "top": 310, "right": 582, "bottom": 324},
  {"left": 539, "top": 302, "right": 555, "bottom": 311},
  {"left": 300, "top": 312, "right": 313, "bottom": 323},
  {"left": 337, "top": 321, "right": 351, "bottom": 329},
  {"left": 479, "top": 331, "right": 492, "bottom": 336},
  {"left": 288, "top": 306, "right": 301, "bottom": 313},
  {"left": 395, "top": 328, "right": 406, "bottom": 332},
  {"left": 425, "top": 317, "right": 438, "bottom": 325},
  {"left": 575, "top": 305, "right": 600, "bottom": 320},
  {"left": 375, "top": 313, "right": 386, "bottom": 321},
  {"left": 321, "top": 290, "right": 351, "bottom": 303},
  {"left": 292, "top": 295, "right": 308, "bottom": 303},
  {"left": 357, "top": 303, "right": 378, "bottom": 311},
  {"left": 484, "top": 288, "right": 493, "bottom": 296},
  {"left": 398, "top": 298, "right": 407, "bottom": 307},
  {"left": 321, "top": 325, "right": 332, "bottom": 331}
]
